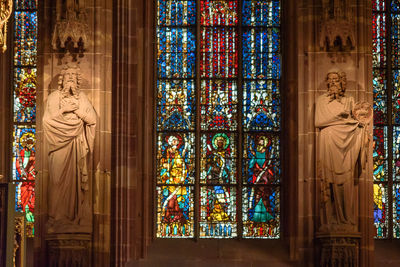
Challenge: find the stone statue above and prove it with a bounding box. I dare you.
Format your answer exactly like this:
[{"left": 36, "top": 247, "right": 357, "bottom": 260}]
[
  {"left": 43, "top": 61, "right": 96, "bottom": 233},
  {"left": 315, "top": 71, "right": 371, "bottom": 232}
]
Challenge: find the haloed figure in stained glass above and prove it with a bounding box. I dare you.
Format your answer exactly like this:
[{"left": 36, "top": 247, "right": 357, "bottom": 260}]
[
  {"left": 206, "top": 133, "right": 231, "bottom": 183},
  {"left": 16, "top": 131, "right": 36, "bottom": 215},
  {"left": 160, "top": 134, "right": 191, "bottom": 236},
  {"left": 248, "top": 135, "right": 275, "bottom": 224}
]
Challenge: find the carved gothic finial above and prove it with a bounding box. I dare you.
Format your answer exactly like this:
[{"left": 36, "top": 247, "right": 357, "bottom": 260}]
[
  {"left": 0, "top": 0, "right": 13, "bottom": 53},
  {"left": 51, "top": 0, "right": 90, "bottom": 55},
  {"left": 319, "top": 0, "right": 355, "bottom": 56}
]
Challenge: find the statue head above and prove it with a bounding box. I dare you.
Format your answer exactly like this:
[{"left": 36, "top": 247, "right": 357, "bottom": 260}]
[
  {"left": 58, "top": 62, "right": 82, "bottom": 98},
  {"left": 326, "top": 71, "right": 346, "bottom": 100}
]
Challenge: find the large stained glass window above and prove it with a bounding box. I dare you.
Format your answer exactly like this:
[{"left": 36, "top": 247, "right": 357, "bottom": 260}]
[
  {"left": 156, "top": 0, "right": 281, "bottom": 239},
  {"left": 373, "top": 0, "right": 400, "bottom": 239},
  {"left": 12, "top": 0, "right": 37, "bottom": 237}
]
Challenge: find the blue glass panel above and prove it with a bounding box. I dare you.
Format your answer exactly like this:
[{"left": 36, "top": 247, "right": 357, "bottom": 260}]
[
  {"left": 158, "top": 0, "right": 196, "bottom": 26},
  {"left": 243, "top": 28, "right": 280, "bottom": 79},
  {"left": 242, "top": 0, "right": 280, "bottom": 26},
  {"left": 157, "top": 27, "right": 196, "bottom": 78},
  {"left": 14, "top": 11, "right": 37, "bottom": 66}
]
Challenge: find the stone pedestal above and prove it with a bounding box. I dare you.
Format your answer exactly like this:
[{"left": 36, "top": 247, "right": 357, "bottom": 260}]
[
  {"left": 316, "top": 232, "right": 361, "bottom": 267},
  {"left": 46, "top": 233, "right": 91, "bottom": 267}
]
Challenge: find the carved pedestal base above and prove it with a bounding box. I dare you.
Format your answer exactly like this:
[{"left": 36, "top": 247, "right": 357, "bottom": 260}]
[
  {"left": 46, "top": 233, "right": 91, "bottom": 267},
  {"left": 316, "top": 233, "right": 361, "bottom": 267}
]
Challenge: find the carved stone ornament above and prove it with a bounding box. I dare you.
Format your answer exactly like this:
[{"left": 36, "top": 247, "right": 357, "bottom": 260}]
[
  {"left": 46, "top": 234, "right": 91, "bottom": 267},
  {"left": 319, "top": 0, "right": 355, "bottom": 56},
  {"left": 0, "top": 0, "right": 12, "bottom": 52},
  {"left": 51, "top": 0, "right": 90, "bottom": 53},
  {"left": 315, "top": 71, "right": 372, "bottom": 234}
]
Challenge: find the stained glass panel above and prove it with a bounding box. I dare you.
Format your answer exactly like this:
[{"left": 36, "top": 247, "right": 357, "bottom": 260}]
[
  {"left": 158, "top": 0, "right": 196, "bottom": 26},
  {"left": 394, "top": 183, "right": 400, "bottom": 238},
  {"left": 157, "top": 133, "right": 195, "bottom": 184},
  {"left": 393, "top": 0, "right": 400, "bottom": 13},
  {"left": 13, "top": 68, "right": 36, "bottom": 123},
  {"left": 201, "top": 133, "right": 236, "bottom": 184},
  {"left": 374, "top": 183, "right": 388, "bottom": 238},
  {"left": 15, "top": 0, "right": 37, "bottom": 9},
  {"left": 242, "top": 186, "right": 279, "bottom": 238},
  {"left": 157, "top": 80, "right": 195, "bottom": 131},
  {"left": 373, "top": 13, "right": 386, "bottom": 68},
  {"left": 201, "top": 80, "right": 238, "bottom": 130},
  {"left": 200, "top": 186, "right": 237, "bottom": 238},
  {"left": 243, "top": 28, "right": 280, "bottom": 80},
  {"left": 373, "top": 69, "right": 387, "bottom": 125},
  {"left": 242, "top": 0, "right": 280, "bottom": 26},
  {"left": 157, "top": 27, "right": 196, "bottom": 78},
  {"left": 200, "top": 27, "right": 238, "bottom": 78},
  {"left": 393, "top": 127, "right": 400, "bottom": 181},
  {"left": 243, "top": 134, "right": 280, "bottom": 185},
  {"left": 243, "top": 80, "right": 280, "bottom": 131},
  {"left": 374, "top": 127, "right": 388, "bottom": 182},
  {"left": 14, "top": 11, "right": 37, "bottom": 66},
  {"left": 12, "top": 126, "right": 36, "bottom": 182},
  {"left": 201, "top": 1, "right": 238, "bottom": 26},
  {"left": 156, "top": 186, "right": 194, "bottom": 237}
]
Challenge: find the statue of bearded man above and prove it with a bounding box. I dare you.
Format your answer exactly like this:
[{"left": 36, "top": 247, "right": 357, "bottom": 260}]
[
  {"left": 315, "top": 71, "right": 371, "bottom": 232},
  {"left": 43, "top": 62, "right": 96, "bottom": 233}
]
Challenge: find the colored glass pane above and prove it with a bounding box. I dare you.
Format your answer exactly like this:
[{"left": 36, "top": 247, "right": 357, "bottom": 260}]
[
  {"left": 243, "top": 134, "right": 280, "bottom": 185},
  {"left": 393, "top": 0, "right": 400, "bottom": 12},
  {"left": 373, "top": 13, "right": 386, "bottom": 68},
  {"left": 393, "top": 127, "right": 400, "bottom": 181},
  {"left": 157, "top": 133, "right": 195, "bottom": 184},
  {"left": 373, "top": 69, "right": 387, "bottom": 125},
  {"left": 12, "top": 126, "right": 36, "bottom": 181},
  {"left": 200, "top": 27, "right": 238, "bottom": 78},
  {"left": 394, "top": 183, "right": 400, "bottom": 238},
  {"left": 13, "top": 68, "right": 36, "bottom": 123},
  {"left": 158, "top": 0, "right": 196, "bottom": 26},
  {"left": 15, "top": 0, "right": 37, "bottom": 9},
  {"left": 392, "top": 14, "right": 400, "bottom": 69},
  {"left": 243, "top": 28, "right": 280, "bottom": 79},
  {"left": 157, "top": 186, "right": 194, "bottom": 237},
  {"left": 200, "top": 186, "right": 237, "bottom": 238},
  {"left": 201, "top": 1, "right": 238, "bottom": 26},
  {"left": 374, "top": 183, "right": 388, "bottom": 238},
  {"left": 243, "top": 80, "right": 280, "bottom": 131},
  {"left": 157, "top": 80, "right": 195, "bottom": 131},
  {"left": 200, "top": 81, "right": 238, "bottom": 130},
  {"left": 374, "top": 127, "right": 388, "bottom": 182},
  {"left": 200, "top": 133, "right": 237, "bottom": 184},
  {"left": 242, "top": 186, "right": 279, "bottom": 238},
  {"left": 157, "top": 27, "right": 196, "bottom": 78},
  {"left": 242, "top": 0, "right": 280, "bottom": 26},
  {"left": 14, "top": 11, "right": 37, "bottom": 66},
  {"left": 393, "top": 70, "right": 400, "bottom": 124}
]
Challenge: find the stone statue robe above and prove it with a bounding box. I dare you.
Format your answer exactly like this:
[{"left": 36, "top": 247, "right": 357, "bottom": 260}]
[
  {"left": 315, "top": 93, "right": 365, "bottom": 231},
  {"left": 43, "top": 90, "right": 96, "bottom": 233}
]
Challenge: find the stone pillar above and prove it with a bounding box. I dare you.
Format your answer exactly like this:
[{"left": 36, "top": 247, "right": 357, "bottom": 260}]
[
  {"left": 297, "top": 0, "right": 374, "bottom": 266},
  {"left": 111, "top": 0, "right": 154, "bottom": 265},
  {"left": 36, "top": 0, "right": 112, "bottom": 266}
]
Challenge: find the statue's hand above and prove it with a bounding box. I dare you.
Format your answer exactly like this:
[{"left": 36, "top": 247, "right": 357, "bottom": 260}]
[{"left": 62, "top": 99, "right": 79, "bottom": 113}]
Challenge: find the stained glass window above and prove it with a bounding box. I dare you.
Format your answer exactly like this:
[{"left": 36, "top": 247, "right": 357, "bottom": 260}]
[
  {"left": 373, "top": 0, "right": 400, "bottom": 239},
  {"left": 156, "top": 0, "right": 281, "bottom": 239},
  {"left": 12, "top": 0, "right": 37, "bottom": 237}
]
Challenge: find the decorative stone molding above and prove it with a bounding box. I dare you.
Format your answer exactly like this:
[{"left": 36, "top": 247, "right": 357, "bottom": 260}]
[
  {"left": 319, "top": 0, "right": 355, "bottom": 62},
  {"left": 13, "top": 216, "right": 24, "bottom": 267},
  {"left": 0, "top": 0, "right": 12, "bottom": 52},
  {"left": 51, "top": 0, "right": 90, "bottom": 54},
  {"left": 46, "top": 233, "right": 91, "bottom": 267},
  {"left": 316, "top": 233, "right": 361, "bottom": 267}
]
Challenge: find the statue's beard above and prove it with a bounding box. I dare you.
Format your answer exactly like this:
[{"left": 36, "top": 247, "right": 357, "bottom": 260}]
[
  {"left": 63, "top": 81, "right": 79, "bottom": 99},
  {"left": 328, "top": 85, "right": 344, "bottom": 100}
]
